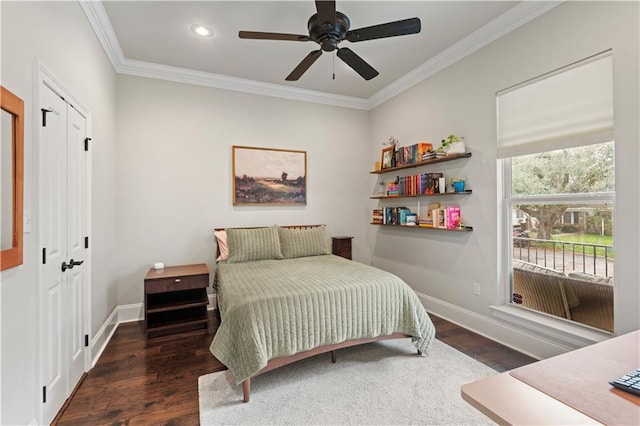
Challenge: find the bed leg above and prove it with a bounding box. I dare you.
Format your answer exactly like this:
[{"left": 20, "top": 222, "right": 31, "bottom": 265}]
[
  {"left": 242, "top": 379, "right": 250, "bottom": 403},
  {"left": 331, "top": 350, "right": 336, "bottom": 363},
  {"left": 417, "top": 350, "right": 422, "bottom": 355}
]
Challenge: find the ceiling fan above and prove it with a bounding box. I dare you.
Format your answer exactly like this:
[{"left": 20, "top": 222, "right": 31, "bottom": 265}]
[{"left": 238, "top": 0, "right": 421, "bottom": 81}]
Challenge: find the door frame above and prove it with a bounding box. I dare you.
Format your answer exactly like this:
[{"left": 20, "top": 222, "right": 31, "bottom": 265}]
[{"left": 34, "top": 60, "right": 92, "bottom": 424}]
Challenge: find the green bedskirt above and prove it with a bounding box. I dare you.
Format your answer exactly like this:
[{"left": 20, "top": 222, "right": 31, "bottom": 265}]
[{"left": 210, "top": 255, "right": 435, "bottom": 384}]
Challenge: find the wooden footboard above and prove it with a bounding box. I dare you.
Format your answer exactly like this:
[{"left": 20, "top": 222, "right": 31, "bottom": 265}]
[{"left": 241, "top": 332, "right": 412, "bottom": 402}]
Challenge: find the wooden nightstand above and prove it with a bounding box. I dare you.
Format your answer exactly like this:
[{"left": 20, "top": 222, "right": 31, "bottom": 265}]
[
  {"left": 144, "top": 263, "right": 209, "bottom": 337},
  {"left": 332, "top": 236, "right": 354, "bottom": 260}
]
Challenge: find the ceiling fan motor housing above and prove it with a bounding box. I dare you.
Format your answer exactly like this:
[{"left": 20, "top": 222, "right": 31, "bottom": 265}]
[{"left": 308, "top": 11, "right": 350, "bottom": 52}]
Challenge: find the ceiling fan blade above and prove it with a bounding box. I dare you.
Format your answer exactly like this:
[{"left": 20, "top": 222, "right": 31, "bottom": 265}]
[
  {"left": 346, "top": 17, "right": 421, "bottom": 42},
  {"left": 336, "top": 48, "right": 379, "bottom": 80},
  {"left": 315, "top": 0, "right": 336, "bottom": 25},
  {"left": 286, "top": 50, "right": 323, "bottom": 81},
  {"left": 239, "top": 31, "right": 311, "bottom": 42}
]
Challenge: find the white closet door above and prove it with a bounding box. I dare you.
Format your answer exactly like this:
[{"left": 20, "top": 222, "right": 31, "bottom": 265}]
[
  {"left": 40, "top": 84, "right": 68, "bottom": 423},
  {"left": 40, "top": 83, "right": 89, "bottom": 424},
  {"left": 65, "top": 104, "right": 88, "bottom": 390}
]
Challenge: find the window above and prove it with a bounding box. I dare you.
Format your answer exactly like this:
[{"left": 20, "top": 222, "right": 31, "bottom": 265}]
[{"left": 498, "top": 52, "right": 615, "bottom": 332}]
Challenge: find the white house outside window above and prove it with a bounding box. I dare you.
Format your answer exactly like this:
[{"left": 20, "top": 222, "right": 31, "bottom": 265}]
[{"left": 498, "top": 51, "right": 615, "bottom": 332}]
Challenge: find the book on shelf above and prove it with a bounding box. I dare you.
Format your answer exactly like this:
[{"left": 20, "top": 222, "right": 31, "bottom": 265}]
[
  {"left": 425, "top": 172, "right": 443, "bottom": 195},
  {"left": 445, "top": 206, "right": 461, "bottom": 229},
  {"left": 381, "top": 206, "right": 414, "bottom": 225},
  {"left": 432, "top": 205, "right": 462, "bottom": 229},
  {"left": 389, "top": 172, "right": 447, "bottom": 197},
  {"left": 398, "top": 142, "right": 433, "bottom": 166},
  {"left": 372, "top": 209, "right": 384, "bottom": 224}
]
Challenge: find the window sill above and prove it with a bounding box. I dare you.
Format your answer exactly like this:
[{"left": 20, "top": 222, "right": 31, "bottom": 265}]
[{"left": 490, "top": 304, "right": 612, "bottom": 349}]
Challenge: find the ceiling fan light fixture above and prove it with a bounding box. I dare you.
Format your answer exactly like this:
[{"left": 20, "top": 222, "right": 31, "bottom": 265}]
[{"left": 191, "top": 24, "right": 213, "bottom": 37}]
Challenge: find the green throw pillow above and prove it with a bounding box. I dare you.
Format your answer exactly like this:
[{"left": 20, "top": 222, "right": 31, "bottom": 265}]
[
  {"left": 278, "top": 226, "right": 331, "bottom": 259},
  {"left": 226, "top": 225, "right": 283, "bottom": 263}
]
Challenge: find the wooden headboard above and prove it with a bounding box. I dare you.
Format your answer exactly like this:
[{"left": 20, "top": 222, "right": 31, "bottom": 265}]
[
  {"left": 214, "top": 224, "right": 325, "bottom": 259},
  {"left": 214, "top": 224, "right": 323, "bottom": 232}
]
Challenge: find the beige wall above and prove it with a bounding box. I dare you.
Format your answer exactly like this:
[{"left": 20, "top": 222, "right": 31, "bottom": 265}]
[
  {"left": 0, "top": 1, "right": 118, "bottom": 423},
  {"left": 115, "top": 75, "right": 371, "bottom": 305},
  {"left": 369, "top": 0, "right": 639, "bottom": 342}
]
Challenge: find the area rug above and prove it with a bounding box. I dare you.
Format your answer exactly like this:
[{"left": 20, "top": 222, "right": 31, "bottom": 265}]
[{"left": 198, "top": 338, "right": 496, "bottom": 425}]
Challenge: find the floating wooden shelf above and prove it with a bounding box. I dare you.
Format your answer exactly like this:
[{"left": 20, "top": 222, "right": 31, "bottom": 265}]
[
  {"left": 370, "top": 223, "right": 473, "bottom": 232},
  {"left": 370, "top": 152, "right": 472, "bottom": 174},
  {"left": 370, "top": 190, "right": 472, "bottom": 199}
]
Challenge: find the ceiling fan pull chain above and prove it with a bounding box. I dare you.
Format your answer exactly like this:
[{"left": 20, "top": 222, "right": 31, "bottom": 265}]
[{"left": 333, "top": 52, "right": 336, "bottom": 80}]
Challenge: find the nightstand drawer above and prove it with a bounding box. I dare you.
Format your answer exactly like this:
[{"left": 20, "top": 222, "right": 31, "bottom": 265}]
[
  {"left": 145, "top": 273, "right": 207, "bottom": 294},
  {"left": 332, "top": 236, "right": 353, "bottom": 260}
]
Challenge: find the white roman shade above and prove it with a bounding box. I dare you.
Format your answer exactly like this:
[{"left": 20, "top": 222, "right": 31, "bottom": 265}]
[{"left": 497, "top": 51, "right": 613, "bottom": 158}]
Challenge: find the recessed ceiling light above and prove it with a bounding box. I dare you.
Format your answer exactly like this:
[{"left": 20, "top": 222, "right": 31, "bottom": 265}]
[{"left": 191, "top": 24, "right": 213, "bottom": 37}]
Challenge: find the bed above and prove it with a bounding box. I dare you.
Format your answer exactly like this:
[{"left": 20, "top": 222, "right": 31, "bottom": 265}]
[{"left": 209, "top": 225, "right": 436, "bottom": 402}]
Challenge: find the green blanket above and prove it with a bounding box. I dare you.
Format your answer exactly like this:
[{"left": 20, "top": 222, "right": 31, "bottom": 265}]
[{"left": 210, "top": 255, "right": 435, "bottom": 384}]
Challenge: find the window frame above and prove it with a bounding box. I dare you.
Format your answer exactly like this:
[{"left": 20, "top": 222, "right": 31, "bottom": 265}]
[{"left": 499, "top": 152, "right": 616, "bottom": 331}]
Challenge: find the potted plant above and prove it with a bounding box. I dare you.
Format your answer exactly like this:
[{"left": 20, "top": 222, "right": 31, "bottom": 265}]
[{"left": 438, "top": 134, "right": 465, "bottom": 154}]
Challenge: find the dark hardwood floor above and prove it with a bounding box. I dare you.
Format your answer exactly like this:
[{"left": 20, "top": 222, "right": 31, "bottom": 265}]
[{"left": 55, "top": 311, "right": 536, "bottom": 425}]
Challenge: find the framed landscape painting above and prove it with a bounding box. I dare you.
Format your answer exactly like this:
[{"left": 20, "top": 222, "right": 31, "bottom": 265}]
[{"left": 232, "top": 146, "right": 307, "bottom": 205}]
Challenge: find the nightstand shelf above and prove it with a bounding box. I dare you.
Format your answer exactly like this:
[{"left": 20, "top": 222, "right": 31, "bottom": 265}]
[
  {"left": 146, "top": 291, "right": 208, "bottom": 314},
  {"left": 144, "top": 263, "right": 209, "bottom": 337}
]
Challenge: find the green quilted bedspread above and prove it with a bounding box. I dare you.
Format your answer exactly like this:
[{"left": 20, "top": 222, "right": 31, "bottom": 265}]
[{"left": 209, "top": 255, "right": 435, "bottom": 384}]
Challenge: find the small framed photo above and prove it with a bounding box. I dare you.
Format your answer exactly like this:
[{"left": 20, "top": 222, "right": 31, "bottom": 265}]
[{"left": 381, "top": 146, "right": 395, "bottom": 169}]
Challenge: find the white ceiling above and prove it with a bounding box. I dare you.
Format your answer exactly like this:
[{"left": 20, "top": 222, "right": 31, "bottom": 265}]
[{"left": 83, "top": 1, "right": 560, "bottom": 109}]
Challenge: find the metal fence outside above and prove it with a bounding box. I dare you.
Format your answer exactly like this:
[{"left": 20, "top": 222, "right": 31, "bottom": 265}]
[{"left": 513, "top": 237, "right": 614, "bottom": 278}]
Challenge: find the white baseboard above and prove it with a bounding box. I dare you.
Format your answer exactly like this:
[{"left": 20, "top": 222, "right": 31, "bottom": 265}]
[
  {"left": 90, "top": 307, "right": 119, "bottom": 367},
  {"left": 90, "top": 295, "right": 218, "bottom": 368},
  {"left": 415, "top": 291, "right": 577, "bottom": 360},
  {"left": 118, "top": 303, "right": 144, "bottom": 323}
]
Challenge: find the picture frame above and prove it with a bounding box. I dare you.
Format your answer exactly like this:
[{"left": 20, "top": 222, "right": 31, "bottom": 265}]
[
  {"left": 381, "top": 146, "right": 395, "bottom": 169},
  {"left": 232, "top": 145, "right": 307, "bottom": 205}
]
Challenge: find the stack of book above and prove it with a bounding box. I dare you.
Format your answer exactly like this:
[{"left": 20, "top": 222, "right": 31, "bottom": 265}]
[
  {"left": 372, "top": 209, "right": 384, "bottom": 224},
  {"left": 421, "top": 150, "right": 437, "bottom": 161},
  {"left": 386, "top": 183, "right": 400, "bottom": 196}
]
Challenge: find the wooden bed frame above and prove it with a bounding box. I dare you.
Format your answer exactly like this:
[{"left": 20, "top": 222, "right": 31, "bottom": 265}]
[{"left": 214, "top": 225, "right": 417, "bottom": 402}]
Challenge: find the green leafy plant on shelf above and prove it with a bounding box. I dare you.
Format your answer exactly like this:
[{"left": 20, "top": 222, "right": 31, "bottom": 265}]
[{"left": 438, "top": 134, "right": 465, "bottom": 152}]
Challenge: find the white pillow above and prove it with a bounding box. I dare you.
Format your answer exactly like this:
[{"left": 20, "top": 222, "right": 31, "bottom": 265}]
[{"left": 214, "top": 230, "right": 228, "bottom": 261}]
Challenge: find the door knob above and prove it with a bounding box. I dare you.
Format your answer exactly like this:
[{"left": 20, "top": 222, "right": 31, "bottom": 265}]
[{"left": 61, "top": 259, "right": 84, "bottom": 272}]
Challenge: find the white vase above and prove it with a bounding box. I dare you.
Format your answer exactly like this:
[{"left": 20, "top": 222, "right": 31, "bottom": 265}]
[{"left": 444, "top": 141, "right": 465, "bottom": 154}]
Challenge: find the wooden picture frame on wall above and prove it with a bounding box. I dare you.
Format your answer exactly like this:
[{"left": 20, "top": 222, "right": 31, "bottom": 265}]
[
  {"left": 1, "top": 86, "right": 24, "bottom": 271},
  {"left": 381, "top": 146, "right": 395, "bottom": 169},
  {"left": 232, "top": 146, "right": 307, "bottom": 206}
]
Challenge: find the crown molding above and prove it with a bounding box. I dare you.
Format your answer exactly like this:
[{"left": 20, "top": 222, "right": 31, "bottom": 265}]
[
  {"left": 80, "top": 0, "right": 563, "bottom": 111},
  {"left": 79, "top": 0, "right": 126, "bottom": 70},
  {"left": 118, "top": 58, "right": 372, "bottom": 110}
]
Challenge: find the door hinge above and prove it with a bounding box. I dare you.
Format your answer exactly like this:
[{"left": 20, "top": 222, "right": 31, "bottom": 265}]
[
  {"left": 84, "top": 137, "right": 92, "bottom": 152},
  {"left": 41, "top": 109, "right": 52, "bottom": 127},
  {"left": 42, "top": 248, "right": 47, "bottom": 264},
  {"left": 42, "top": 386, "right": 47, "bottom": 403},
  {"left": 84, "top": 236, "right": 89, "bottom": 249},
  {"left": 85, "top": 334, "right": 89, "bottom": 347}
]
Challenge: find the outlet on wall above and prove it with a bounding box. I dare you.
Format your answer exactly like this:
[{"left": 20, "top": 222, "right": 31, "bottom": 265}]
[{"left": 473, "top": 282, "right": 480, "bottom": 296}]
